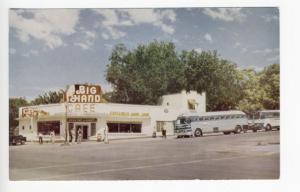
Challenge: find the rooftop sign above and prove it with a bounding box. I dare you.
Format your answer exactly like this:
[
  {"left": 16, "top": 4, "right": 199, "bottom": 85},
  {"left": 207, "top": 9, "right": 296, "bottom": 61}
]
[{"left": 65, "top": 84, "right": 102, "bottom": 103}]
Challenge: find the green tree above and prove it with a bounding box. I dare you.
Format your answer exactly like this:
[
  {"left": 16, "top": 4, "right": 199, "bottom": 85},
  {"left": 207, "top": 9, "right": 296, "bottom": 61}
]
[
  {"left": 9, "top": 97, "right": 29, "bottom": 134},
  {"left": 181, "top": 50, "right": 243, "bottom": 111},
  {"left": 259, "top": 63, "right": 280, "bottom": 109},
  {"left": 237, "top": 69, "right": 265, "bottom": 113},
  {"left": 31, "top": 90, "right": 64, "bottom": 105},
  {"left": 106, "top": 41, "right": 186, "bottom": 104}
]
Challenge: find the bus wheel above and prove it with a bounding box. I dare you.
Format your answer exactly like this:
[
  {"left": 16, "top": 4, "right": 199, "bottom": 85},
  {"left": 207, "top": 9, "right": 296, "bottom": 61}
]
[
  {"left": 234, "top": 126, "right": 242, "bottom": 134},
  {"left": 194, "top": 129, "right": 202, "bottom": 137}
]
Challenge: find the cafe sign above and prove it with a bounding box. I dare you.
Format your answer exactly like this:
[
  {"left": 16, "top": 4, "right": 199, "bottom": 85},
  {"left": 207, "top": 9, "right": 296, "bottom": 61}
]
[
  {"left": 21, "top": 108, "right": 49, "bottom": 118},
  {"left": 65, "top": 84, "right": 102, "bottom": 103}
]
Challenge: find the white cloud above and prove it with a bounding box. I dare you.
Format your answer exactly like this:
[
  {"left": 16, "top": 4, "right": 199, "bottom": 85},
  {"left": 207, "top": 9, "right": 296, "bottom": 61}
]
[
  {"left": 266, "top": 55, "right": 279, "bottom": 62},
  {"left": 195, "top": 48, "right": 202, "bottom": 53},
  {"left": 10, "top": 9, "right": 80, "bottom": 49},
  {"left": 203, "top": 8, "right": 246, "bottom": 22},
  {"left": 93, "top": 9, "right": 177, "bottom": 40},
  {"left": 262, "top": 15, "right": 279, "bottom": 22},
  {"left": 253, "top": 48, "right": 279, "bottom": 55},
  {"left": 22, "top": 49, "right": 39, "bottom": 57},
  {"left": 204, "top": 33, "right": 213, "bottom": 43},
  {"left": 9, "top": 48, "right": 16, "bottom": 54},
  {"left": 241, "top": 47, "right": 248, "bottom": 53},
  {"left": 101, "top": 33, "right": 110, "bottom": 40},
  {"left": 74, "top": 30, "right": 97, "bottom": 50},
  {"left": 233, "top": 42, "right": 241, "bottom": 48}
]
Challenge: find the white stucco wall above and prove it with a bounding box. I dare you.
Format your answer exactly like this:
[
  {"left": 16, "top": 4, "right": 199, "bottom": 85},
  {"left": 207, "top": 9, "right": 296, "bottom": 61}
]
[{"left": 18, "top": 90, "right": 206, "bottom": 140}]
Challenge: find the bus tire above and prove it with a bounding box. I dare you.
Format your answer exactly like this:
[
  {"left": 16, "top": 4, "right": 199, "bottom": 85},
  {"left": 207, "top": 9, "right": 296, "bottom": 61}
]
[
  {"left": 234, "top": 125, "right": 242, "bottom": 134},
  {"left": 194, "top": 128, "right": 202, "bottom": 137}
]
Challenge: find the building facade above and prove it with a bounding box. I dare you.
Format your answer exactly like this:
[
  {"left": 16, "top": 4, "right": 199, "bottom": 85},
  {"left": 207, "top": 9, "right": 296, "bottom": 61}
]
[{"left": 18, "top": 90, "right": 206, "bottom": 141}]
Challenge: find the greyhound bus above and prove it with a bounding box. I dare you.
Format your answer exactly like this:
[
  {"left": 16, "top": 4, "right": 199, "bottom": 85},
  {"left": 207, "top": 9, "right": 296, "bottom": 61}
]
[
  {"left": 246, "top": 110, "right": 280, "bottom": 132},
  {"left": 175, "top": 111, "right": 248, "bottom": 138}
]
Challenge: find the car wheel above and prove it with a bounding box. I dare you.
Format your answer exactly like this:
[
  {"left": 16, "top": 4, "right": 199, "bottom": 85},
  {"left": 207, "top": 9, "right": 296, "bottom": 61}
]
[
  {"left": 266, "top": 124, "right": 272, "bottom": 131},
  {"left": 194, "top": 129, "right": 202, "bottom": 137}
]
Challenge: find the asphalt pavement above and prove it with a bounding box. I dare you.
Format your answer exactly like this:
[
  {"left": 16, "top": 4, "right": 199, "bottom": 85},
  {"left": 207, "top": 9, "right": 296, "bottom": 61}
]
[{"left": 9, "top": 131, "right": 280, "bottom": 180}]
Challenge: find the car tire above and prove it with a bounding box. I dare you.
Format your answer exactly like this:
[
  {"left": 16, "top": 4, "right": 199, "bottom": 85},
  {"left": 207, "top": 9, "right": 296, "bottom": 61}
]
[
  {"left": 266, "top": 124, "right": 272, "bottom": 131},
  {"left": 194, "top": 128, "right": 202, "bottom": 137}
]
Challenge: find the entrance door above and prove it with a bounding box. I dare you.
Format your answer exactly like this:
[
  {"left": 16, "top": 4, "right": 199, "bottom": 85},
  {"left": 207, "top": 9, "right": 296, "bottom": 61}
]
[{"left": 76, "top": 125, "right": 88, "bottom": 140}]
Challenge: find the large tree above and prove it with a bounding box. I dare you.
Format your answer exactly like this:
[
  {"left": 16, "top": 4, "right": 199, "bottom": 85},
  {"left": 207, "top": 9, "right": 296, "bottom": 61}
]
[
  {"left": 181, "top": 50, "right": 243, "bottom": 111},
  {"left": 106, "top": 41, "right": 186, "bottom": 104},
  {"left": 237, "top": 69, "right": 265, "bottom": 113},
  {"left": 259, "top": 63, "right": 280, "bottom": 109},
  {"left": 9, "top": 97, "right": 29, "bottom": 134},
  {"left": 31, "top": 90, "right": 64, "bottom": 105}
]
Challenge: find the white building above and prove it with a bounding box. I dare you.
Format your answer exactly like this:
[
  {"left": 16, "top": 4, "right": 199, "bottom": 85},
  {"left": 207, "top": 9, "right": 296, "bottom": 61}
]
[{"left": 18, "top": 90, "right": 206, "bottom": 141}]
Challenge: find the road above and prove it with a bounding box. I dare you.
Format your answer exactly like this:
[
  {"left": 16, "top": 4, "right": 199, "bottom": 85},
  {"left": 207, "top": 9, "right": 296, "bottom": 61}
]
[{"left": 9, "top": 131, "right": 279, "bottom": 180}]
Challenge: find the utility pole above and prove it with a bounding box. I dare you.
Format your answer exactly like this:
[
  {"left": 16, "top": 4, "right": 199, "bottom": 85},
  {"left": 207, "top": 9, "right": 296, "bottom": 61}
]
[{"left": 61, "top": 86, "right": 70, "bottom": 146}]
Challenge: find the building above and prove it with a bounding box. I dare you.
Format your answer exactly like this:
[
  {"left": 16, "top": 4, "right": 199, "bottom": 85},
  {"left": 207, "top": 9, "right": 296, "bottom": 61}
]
[{"left": 18, "top": 90, "right": 206, "bottom": 141}]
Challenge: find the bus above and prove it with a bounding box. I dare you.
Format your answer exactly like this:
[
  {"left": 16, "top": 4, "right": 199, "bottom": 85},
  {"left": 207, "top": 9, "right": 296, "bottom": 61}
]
[
  {"left": 175, "top": 111, "right": 248, "bottom": 138},
  {"left": 246, "top": 110, "right": 280, "bottom": 132}
]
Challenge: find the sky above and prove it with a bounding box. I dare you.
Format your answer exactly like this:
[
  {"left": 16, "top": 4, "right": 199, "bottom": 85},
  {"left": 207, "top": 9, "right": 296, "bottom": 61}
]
[{"left": 9, "top": 8, "right": 279, "bottom": 100}]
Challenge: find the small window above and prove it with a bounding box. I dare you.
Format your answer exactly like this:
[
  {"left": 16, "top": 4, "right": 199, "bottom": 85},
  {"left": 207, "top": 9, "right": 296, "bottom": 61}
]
[
  {"left": 215, "top": 116, "right": 220, "bottom": 120},
  {"left": 220, "top": 116, "right": 225, "bottom": 120},
  {"left": 22, "top": 126, "right": 25, "bottom": 130},
  {"left": 204, "top": 117, "right": 209, "bottom": 121},
  {"left": 199, "top": 117, "right": 203, "bottom": 121},
  {"left": 209, "top": 116, "right": 214, "bottom": 120},
  {"left": 29, "top": 125, "right": 32, "bottom": 130},
  {"left": 225, "top": 115, "right": 230, "bottom": 119}
]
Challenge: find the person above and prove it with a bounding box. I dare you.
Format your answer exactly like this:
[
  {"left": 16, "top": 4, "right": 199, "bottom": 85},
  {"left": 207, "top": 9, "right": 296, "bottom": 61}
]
[
  {"left": 104, "top": 126, "right": 109, "bottom": 144},
  {"left": 70, "top": 128, "right": 75, "bottom": 144},
  {"left": 38, "top": 132, "right": 43, "bottom": 144},
  {"left": 69, "top": 128, "right": 73, "bottom": 143},
  {"left": 77, "top": 128, "right": 82, "bottom": 144},
  {"left": 50, "top": 130, "right": 55, "bottom": 144},
  {"left": 162, "top": 124, "right": 167, "bottom": 139}
]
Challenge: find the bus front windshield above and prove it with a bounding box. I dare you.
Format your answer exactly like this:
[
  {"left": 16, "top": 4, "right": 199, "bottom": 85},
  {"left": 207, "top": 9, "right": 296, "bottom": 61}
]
[{"left": 176, "top": 117, "right": 189, "bottom": 125}]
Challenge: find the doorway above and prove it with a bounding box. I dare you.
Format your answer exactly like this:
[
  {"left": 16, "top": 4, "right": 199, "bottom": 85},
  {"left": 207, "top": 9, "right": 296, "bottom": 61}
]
[{"left": 75, "top": 124, "right": 88, "bottom": 140}]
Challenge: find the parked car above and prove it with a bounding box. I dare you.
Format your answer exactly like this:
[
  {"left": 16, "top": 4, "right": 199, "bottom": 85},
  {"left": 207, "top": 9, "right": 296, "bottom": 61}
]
[{"left": 9, "top": 134, "right": 26, "bottom": 145}]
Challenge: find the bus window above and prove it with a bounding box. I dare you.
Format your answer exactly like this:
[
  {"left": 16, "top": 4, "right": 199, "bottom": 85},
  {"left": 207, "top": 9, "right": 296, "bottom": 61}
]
[
  {"left": 199, "top": 117, "right": 203, "bottom": 121},
  {"left": 209, "top": 116, "right": 215, "bottom": 120},
  {"left": 204, "top": 117, "right": 209, "bottom": 121}
]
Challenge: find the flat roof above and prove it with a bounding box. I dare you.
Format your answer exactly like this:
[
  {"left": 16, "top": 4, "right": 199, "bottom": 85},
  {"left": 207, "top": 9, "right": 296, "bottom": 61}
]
[{"left": 179, "top": 110, "right": 245, "bottom": 117}]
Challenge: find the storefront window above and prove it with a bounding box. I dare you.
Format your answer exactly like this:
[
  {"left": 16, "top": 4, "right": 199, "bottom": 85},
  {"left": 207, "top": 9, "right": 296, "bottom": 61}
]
[
  {"left": 107, "top": 123, "right": 142, "bottom": 133},
  {"left": 120, "top": 124, "right": 131, "bottom": 132},
  {"left": 37, "top": 121, "right": 60, "bottom": 135},
  {"left": 131, "top": 124, "right": 141, "bottom": 133},
  {"left": 107, "top": 123, "right": 119, "bottom": 133}
]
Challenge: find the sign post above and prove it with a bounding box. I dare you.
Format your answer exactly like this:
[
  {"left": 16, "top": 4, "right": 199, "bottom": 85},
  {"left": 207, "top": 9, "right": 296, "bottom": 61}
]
[
  {"left": 61, "top": 84, "right": 103, "bottom": 145},
  {"left": 61, "top": 86, "right": 70, "bottom": 146}
]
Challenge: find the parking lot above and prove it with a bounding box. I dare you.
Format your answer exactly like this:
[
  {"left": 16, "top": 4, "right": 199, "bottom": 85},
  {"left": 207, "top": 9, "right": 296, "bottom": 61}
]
[{"left": 9, "top": 131, "right": 279, "bottom": 180}]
